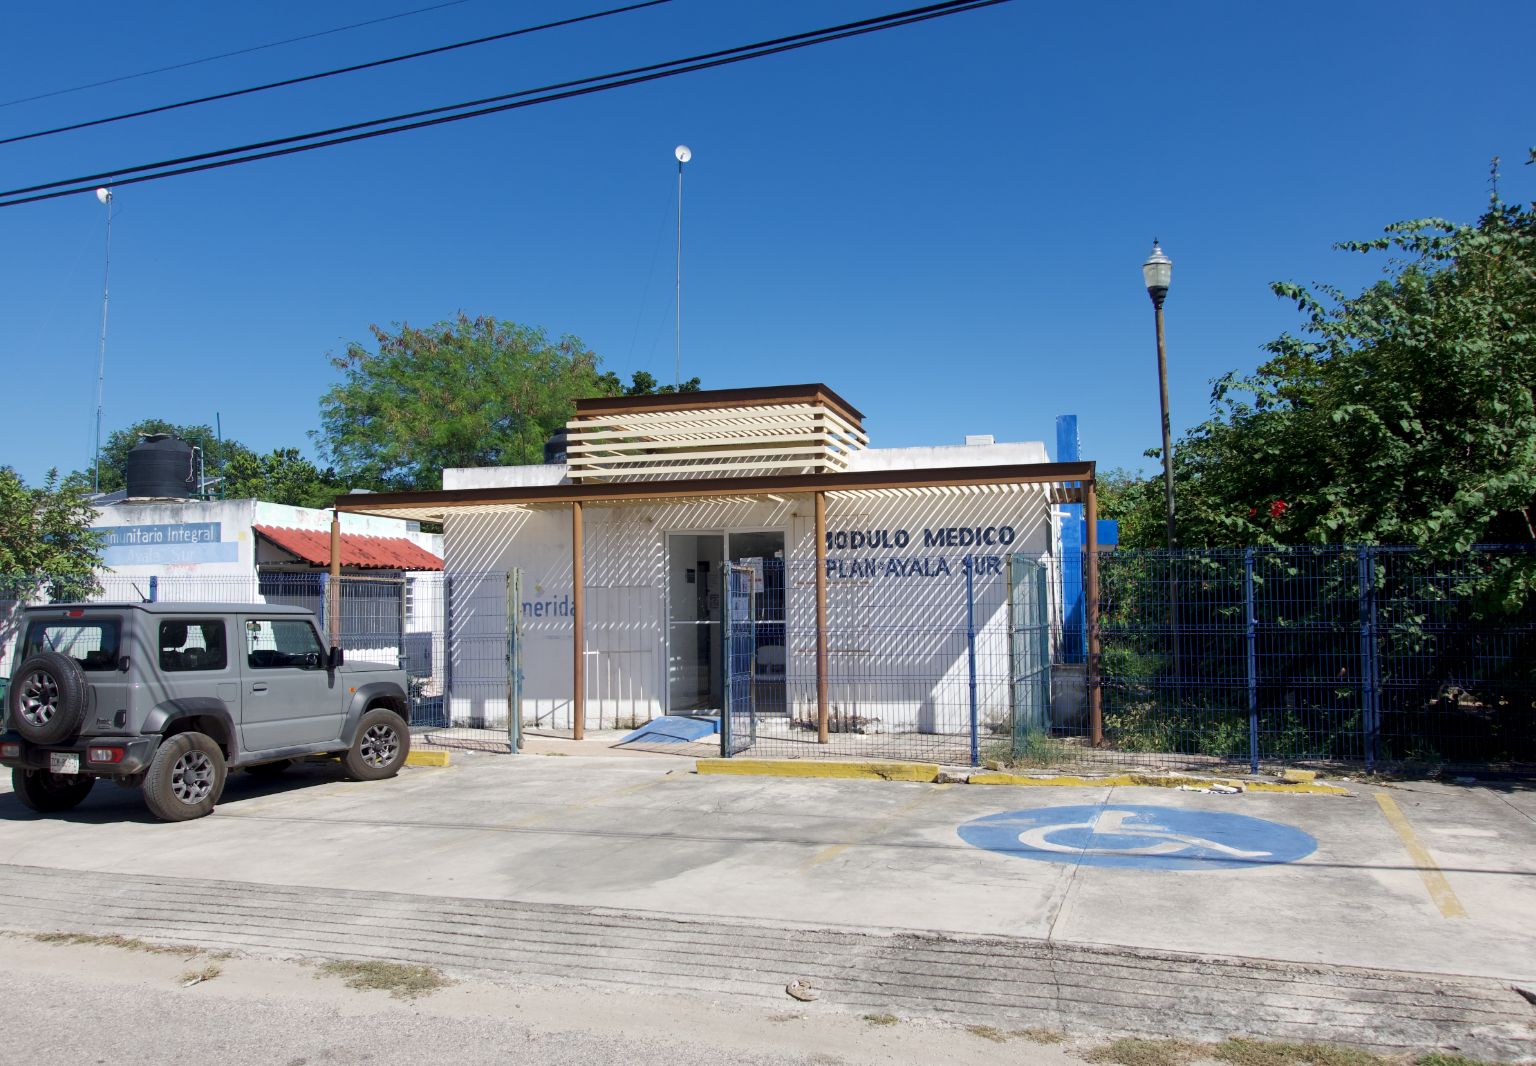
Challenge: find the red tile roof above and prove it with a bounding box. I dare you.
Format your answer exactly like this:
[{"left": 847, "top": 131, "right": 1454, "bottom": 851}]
[{"left": 254, "top": 525, "right": 443, "bottom": 571}]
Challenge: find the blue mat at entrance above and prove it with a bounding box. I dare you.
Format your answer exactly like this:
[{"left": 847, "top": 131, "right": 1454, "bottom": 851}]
[{"left": 616, "top": 716, "right": 720, "bottom": 745}]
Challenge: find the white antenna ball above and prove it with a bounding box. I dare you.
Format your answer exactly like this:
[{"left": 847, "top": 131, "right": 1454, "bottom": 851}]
[
  {"left": 674, "top": 145, "right": 691, "bottom": 163},
  {"left": 95, "top": 188, "right": 112, "bottom": 204}
]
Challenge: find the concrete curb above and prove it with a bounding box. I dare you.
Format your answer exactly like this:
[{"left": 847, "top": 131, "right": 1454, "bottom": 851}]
[
  {"left": 695, "top": 758, "right": 1349, "bottom": 795},
  {"left": 697, "top": 758, "right": 938, "bottom": 782},
  {"left": 0, "top": 863, "right": 1525, "bottom": 1059},
  {"left": 405, "top": 750, "right": 451, "bottom": 767}
]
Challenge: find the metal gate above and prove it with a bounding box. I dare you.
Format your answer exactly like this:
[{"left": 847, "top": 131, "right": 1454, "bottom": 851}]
[
  {"left": 406, "top": 569, "right": 522, "bottom": 753},
  {"left": 721, "top": 564, "right": 756, "bottom": 756},
  {"left": 1009, "top": 555, "right": 1052, "bottom": 749}
]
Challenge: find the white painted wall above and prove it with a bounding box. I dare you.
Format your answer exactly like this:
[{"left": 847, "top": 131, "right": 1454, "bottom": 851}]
[{"left": 445, "top": 484, "right": 1053, "bottom": 735}]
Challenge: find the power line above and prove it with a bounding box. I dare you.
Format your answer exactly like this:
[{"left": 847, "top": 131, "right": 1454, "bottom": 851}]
[
  {"left": 0, "top": 0, "right": 1011, "bottom": 209},
  {"left": 0, "top": 1, "right": 674, "bottom": 148},
  {"left": 0, "top": 0, "right": 481, "bottom": 110}
]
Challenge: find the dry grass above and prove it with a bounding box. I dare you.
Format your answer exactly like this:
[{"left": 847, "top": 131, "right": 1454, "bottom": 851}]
[
  {"left": 862, "top": 1013, "right": 899, "bottom": 1026},
  {"left": 179, "top": 963, "right": 223, "bottom": 985},
  {"left": 1414, "top": 1056, "right": 1493, "bottom": 1066},
  {"left": 1085, "top": 1038, "right": 1205, "bottom": 1066},
  {"left": 1212, "top": 1039, "right": 1394, "bottom": 1066},
  {"left": 28, "top": 932, "right": 199, "bottom": 957},
  {"left": 1014, "top": 1027, "right": 1068, "bottom": 1044},
  {"left": 966, "top": 1025, "right": 1011, "bottom": 1044},
  {"left": 317, "top": 959, "right": 451, "bottom": 1000}
]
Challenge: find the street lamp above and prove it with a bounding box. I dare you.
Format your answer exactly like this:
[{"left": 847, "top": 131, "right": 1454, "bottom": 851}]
[
  {"left": 674, "top": 144, "right": 691, "bottom": 390},
  {"left": 1142, "top": 240, "right": 1176, "bottom": 550}
]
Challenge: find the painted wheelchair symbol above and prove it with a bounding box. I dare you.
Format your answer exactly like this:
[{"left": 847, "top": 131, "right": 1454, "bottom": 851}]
[{"left": 957, "top": 804, "right": 1318, "bottom": 871}]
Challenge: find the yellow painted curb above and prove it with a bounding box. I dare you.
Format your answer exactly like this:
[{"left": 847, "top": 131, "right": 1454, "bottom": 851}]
[
  {"left": 969, "top": 772, "right": 1141, "bottom": 787},
  {"left": 696, "top": 759, "right": 939, "bottom": 782},
  {"left": 694, "top": 759, "right": 1347, "bottom": 794},
  {"left": 405, "top": 749, "right": 451, "bottom": 767},
  {"left": 1244, "top": 780, "right": 1348, "bottom": 795},
  {"left": 968, "top": 770, "right": 1347, "bottom": 795}
]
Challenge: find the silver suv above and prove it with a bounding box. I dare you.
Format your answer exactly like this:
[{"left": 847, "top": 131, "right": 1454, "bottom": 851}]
[{"left": 2, "top": 602, "right": 411, "bottom": 821}]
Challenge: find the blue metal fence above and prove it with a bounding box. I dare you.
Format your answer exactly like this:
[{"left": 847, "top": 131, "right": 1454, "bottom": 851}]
[
  {"left": 721, "top": 565, "right": 755, "bottom": 756},
  {"left": 1091, "top": 546, "right": 1536, "bottom": 770}
]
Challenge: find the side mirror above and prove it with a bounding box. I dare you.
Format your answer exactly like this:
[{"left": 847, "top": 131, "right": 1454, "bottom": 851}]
[{"left": 328, "top": 646, "right": 345, "bottom": 670}]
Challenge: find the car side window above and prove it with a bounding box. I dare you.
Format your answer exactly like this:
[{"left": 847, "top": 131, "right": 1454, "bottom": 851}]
[
  {"left": 23, "top": 620, "right": 120, "bottom": 672},
  {"left": 159, "top": 620, "right": 228, "bottom": 672},
  {"left": 245, "top": 619, "right": 324, "bottom": 670}
]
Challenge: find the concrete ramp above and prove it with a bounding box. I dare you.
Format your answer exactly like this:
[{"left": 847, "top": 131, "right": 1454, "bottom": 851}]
[{"left": 615, "top": 716, "right": 719, "bottom": 746}]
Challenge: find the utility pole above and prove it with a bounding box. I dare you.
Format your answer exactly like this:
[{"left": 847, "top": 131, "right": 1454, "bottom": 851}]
[{"left": 92, "top": 187, "right": 115, "bottom": 493}]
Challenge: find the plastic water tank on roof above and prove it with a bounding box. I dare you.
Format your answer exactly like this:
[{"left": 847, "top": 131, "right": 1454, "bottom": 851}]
[{"left": 125, "top": 434, "right": 195, "bottom": 499}]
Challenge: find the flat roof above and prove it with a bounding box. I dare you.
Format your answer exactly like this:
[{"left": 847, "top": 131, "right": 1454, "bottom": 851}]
[
  {"left": 572, "top": 383, "right": 865, "bottom": 428},
  {"left": 336, "top": 461, "right": 1093, "bottom": 521},
  {"left": 27, "top": 602, "right": 315, "bottom": 615}
]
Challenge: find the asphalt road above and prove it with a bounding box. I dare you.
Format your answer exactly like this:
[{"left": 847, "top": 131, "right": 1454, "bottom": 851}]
[{"left": 1, "top": 936, "right": 1077, "bottom": 1066}]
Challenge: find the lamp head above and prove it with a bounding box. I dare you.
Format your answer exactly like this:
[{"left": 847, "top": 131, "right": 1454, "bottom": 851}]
[
  {"left": 1142, "top": 239, "right": 1171, "bottom": 307},
  {"left": 674, "top": 145, "right": 691, "bottom": 164},
  {"left": 95, "top": 187, "right": 112, "bottom": 205}
]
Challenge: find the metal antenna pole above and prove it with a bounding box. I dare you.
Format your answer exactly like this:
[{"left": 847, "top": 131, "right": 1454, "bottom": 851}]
[
  {"left": 681, "top": 154, "right": 688, "bottom": 393},
  {"left": 92, "top": 190, "right": 114, "bottom": 494}
]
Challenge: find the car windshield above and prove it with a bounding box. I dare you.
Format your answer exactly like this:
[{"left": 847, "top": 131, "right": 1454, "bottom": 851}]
[{"left": 22, "top": 619, "right": 121, "bottom": 672}]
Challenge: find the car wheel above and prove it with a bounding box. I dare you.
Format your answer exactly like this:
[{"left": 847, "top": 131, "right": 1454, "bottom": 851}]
[
  {"left": 11, "top": 768, "right": 95, "bottom": 813},
  {"left": 245, "top": 759, "right": 292, "bottom": 778},
  {"left": 142, "top": 732, "right": 227, "bottom": 822},
  {"left": 341, "top": 708, "right": 410, "bottom": 782},
  {"left": 8, "top": 652, "right": 89, "bottom": 745}
]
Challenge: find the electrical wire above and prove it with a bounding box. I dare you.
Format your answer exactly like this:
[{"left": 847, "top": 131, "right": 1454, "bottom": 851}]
[
  {"left": 0, "top": 1, "right": 674, "bottom": 148},
  {"left": 0, "top": 0, "right": 1011, "bottom": 209},
  {"left": 0, "top": 0, "right": 481, "bottom": 110}
]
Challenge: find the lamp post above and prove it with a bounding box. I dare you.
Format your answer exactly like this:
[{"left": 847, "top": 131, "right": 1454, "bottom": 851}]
[
  {"left": 674, "top": 144, "right": 691, "bottom": 390},
  {"left": 1142, "top": 240, "right": 1176, "bottom": 549},
  {"left": 92, "top": 186, "right": 115, "bottom": 495}
]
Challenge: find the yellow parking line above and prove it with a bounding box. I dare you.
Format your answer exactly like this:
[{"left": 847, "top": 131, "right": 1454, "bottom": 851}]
[
  {"left": 1374, "top": 792, "right": 1467, "bottom": 919},
  {"left": 799, "top": 783, "right": 951, "bottom": 871}
]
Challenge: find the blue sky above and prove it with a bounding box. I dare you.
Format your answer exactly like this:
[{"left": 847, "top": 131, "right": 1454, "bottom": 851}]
[{"left": 1, "top": 0, "right": 1532, "bottom": 487}]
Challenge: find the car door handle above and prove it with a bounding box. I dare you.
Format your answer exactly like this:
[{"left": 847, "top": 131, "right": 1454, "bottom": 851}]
[{"left": 251, "top": 683, "right": 268, "bottom": 692}]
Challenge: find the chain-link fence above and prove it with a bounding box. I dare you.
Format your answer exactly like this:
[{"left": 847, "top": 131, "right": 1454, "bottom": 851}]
[
  {"left": 1083, "top": 546, "right": 1536, "bottom": 772},
  {"left": 721, "top": 555, "right": 1015, "bottom": 765}
]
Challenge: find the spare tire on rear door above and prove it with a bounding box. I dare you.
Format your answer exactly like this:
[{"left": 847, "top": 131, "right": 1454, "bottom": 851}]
[{"left": 7, "top": 652, "right": 88, "bottom": 745}]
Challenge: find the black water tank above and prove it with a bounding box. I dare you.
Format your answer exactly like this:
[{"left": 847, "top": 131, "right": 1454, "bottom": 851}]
[
  {"left": 125, "top": 434, "right": 194, "bottom": 499},
  {"left": 543, "top": 427, "right": 569, "bottom": 464}
]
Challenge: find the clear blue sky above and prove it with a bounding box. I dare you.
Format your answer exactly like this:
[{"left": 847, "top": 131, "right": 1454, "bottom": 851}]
[{"left": 1, "top": 0, "right": 1532, "bottom": 487}]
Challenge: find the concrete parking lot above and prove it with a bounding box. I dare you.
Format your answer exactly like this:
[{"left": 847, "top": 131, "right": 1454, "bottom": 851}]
[
  {"left": 2, "top": 752, "right": 1533, "bottom": 979},
  {"left": 1, "top": 753, "right": 1533, "bottom": 1055}
]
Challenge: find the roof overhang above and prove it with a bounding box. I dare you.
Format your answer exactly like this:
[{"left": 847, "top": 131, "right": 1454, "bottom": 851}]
[
  {"left": 253, "top": 524, "right": 444, "bottom": 570},
  {"left": 334, "top": 462, "right": 1094, "bottom": 522}
]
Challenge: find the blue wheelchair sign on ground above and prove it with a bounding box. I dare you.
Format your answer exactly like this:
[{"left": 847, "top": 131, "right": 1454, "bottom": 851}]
[{"left": 958, "top": 804, "right": 1317, "bottom": 871}]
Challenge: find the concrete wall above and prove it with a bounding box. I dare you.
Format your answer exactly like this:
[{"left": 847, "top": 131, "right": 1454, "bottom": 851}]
[
  {"left": 446, "top": 485, "right": 1054, "bottom": 734},
  {"left": 87, "top": 498, "right": 442, "bottom": 589}
]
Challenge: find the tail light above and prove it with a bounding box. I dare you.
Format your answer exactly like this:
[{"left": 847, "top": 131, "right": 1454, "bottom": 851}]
[
  {"left": 87, "top": 746, "right": 125, "bottom": 764},
  {"left": 0, "top": 742, "right": 20, "bottom": 759}
]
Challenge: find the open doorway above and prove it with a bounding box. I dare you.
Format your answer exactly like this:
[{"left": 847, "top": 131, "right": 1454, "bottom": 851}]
[
  {"left": 728, "top": 531, "right": 786, "bottom": 717},
  {"left": 666, "top": 530, "right": 785, "bottom": 716}
]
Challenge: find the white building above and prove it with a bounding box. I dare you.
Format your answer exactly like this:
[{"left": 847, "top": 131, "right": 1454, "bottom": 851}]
[{"left": 337, "top": 385, "right": 1101, "bottom": 756}]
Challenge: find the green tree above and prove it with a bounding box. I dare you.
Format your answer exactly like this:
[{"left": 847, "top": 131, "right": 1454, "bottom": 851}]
[
  {"left": 89, "top": 418, "right": 254, "bottom": 496},
  {"left": 596, "top": 369, "right": 703, "bottom": 396},
  {"left": 220, "top": 448, "right": 341, "bottom": 509},
  {"left": 0, "top": 468, "right": 103, "bottom": 598},
  {"left": 1116, "top": 167, "right": 1536, "bottom": 555},
  {"left": 317, "top": 314, "right": 697, "bottom": 491},
  {"left": 1094, "top": 467, "right": 1167, "bottom": 550}
]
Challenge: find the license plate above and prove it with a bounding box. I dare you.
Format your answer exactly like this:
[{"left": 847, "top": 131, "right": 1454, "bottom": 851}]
[{"left": 49, "top": 752, "right": 80, "bottom": 775}]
